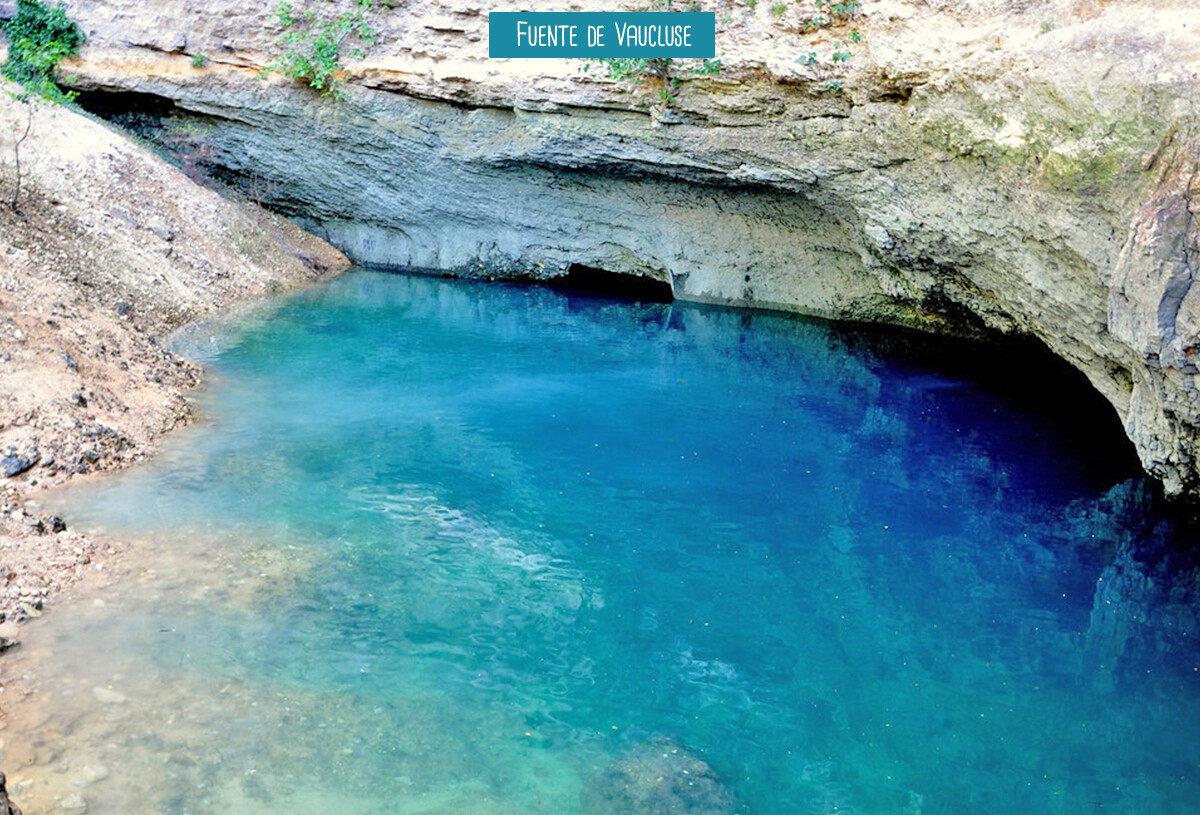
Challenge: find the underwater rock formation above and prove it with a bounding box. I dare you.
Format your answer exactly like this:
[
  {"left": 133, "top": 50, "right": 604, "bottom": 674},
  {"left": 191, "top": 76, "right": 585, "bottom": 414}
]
[{"left": 582, "top": 737, "right": 735, "bottom": 815}]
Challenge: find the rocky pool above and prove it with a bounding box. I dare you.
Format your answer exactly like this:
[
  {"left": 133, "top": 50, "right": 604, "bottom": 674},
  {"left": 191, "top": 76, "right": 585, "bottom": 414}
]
[{"left": 4, "top": 270, "right": 1200, "bottom": 814}]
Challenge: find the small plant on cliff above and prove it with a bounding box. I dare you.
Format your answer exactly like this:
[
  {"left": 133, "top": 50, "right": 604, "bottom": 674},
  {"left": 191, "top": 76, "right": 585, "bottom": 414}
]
[
  {"left": 794, "top": 15, "right": 861, "bottom": 90},
  {"left": 830, "top": 34, "right": 857, "bottom": 63},
  {"left": 581, "top": 0, "right": 722, "bottom": 108},
  {"left": 261, "top": 0, "right": 381, "bottom": 99},
  {"left": 808, "top": 0, "right": 861, "bottom": 28},
  {"left": 584, "top": 57, "right": 721, "bottom": 105},
  {"left": 789, "top": 0, "right": 861, "bottom": 33},
  {"left": 0, "top": 0, "right": 84, "bottom": 102}
]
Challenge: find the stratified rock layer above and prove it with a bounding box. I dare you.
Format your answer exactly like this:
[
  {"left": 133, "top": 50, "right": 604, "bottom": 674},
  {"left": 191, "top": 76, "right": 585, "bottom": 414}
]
[{"left": 53, "top": 0, "right": 1200, "bottom": 495}]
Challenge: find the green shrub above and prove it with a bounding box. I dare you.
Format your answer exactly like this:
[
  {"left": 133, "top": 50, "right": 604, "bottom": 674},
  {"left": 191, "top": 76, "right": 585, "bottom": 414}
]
[
  {"left": 1, "top": 0, "right": 84, "bottom": 101},
  {"left": 191, "top": 53, "right": 209, "bottom": 68},
  {"left": 261, "top": 0, "right": 380, "bottom": 99},
  {"left": 585, "top": 57, "right": 721, "bottom": 105}
]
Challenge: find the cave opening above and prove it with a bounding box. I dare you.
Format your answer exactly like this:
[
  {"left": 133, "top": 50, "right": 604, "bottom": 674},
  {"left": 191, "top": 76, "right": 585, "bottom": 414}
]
[
  {"left": 71, "top": 88, "right": 179, "bottom": 132},
  {"left": 548, "top": 264, "right": 674, "bottom": 303}
]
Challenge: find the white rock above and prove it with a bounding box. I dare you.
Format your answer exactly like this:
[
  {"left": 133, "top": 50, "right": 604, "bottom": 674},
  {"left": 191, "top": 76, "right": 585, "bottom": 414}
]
[
  {"left": 73, "top": 764, "right": 110, "bottom": 787},
  {"left": 92, "top": 686, "right": 127, "bottom": 705},
  {"left": 81, "top": 765, "right": 109, "bottom": 783},
  {"left": 60, "top": 792, "right": 88, "bottom": 813}
]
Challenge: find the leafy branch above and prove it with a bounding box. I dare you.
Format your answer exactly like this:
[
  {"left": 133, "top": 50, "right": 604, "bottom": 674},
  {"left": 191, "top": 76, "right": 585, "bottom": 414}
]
[
  {"left": 0, "top": 0, "right": 84, "bottom": 102},
  {"left": 0, "top": 0, "right": 82, "bottom": 210},
  {"left": 260, "top": 0, "right": 381, "bottom": 99}
]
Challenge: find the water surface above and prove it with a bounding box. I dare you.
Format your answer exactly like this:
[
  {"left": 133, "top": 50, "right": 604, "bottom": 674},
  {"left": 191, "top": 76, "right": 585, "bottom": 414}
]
[{"left": 7, "top": 270, "right": 1200, "bottom": 814}]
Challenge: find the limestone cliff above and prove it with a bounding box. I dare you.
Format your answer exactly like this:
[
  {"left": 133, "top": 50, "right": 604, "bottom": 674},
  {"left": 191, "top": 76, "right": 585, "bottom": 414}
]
[{"left": 44, "top": 0, "right": 1200, "bottom": 495}]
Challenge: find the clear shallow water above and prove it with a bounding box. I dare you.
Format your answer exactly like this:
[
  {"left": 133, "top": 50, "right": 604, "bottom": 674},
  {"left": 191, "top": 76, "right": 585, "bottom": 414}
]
[{"left": 8, "top": 270, "right": 1200, "bottom": 814}]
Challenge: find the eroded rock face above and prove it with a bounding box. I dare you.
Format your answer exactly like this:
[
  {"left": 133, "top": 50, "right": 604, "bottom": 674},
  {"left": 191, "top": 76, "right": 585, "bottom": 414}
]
[
  {"left": 1108, "top": 136, "right": 1200, "bottom": 494},
  {"left": 53, "top": 0, "right": 1200, "bottom": 495}
]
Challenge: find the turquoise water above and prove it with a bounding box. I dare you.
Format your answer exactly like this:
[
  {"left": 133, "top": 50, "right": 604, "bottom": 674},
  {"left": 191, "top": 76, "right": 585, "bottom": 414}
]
[{"left": 14, "top": 270, "right": 1200, "bottom": 814}]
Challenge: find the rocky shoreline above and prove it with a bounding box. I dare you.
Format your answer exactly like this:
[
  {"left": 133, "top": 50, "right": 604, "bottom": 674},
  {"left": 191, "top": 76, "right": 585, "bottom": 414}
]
[{"left": 0, "top": 86, "right": 348, "bottom": 637}]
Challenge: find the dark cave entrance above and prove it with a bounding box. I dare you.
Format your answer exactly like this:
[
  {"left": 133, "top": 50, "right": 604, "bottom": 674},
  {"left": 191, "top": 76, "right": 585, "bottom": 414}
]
[{"left": 548, "top": 264, "right": 675, "bottom": 303}]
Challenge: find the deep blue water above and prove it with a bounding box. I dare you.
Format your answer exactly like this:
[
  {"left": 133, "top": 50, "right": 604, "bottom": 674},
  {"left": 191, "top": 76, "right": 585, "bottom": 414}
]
[{"left": 21, "top": 270, "right": 1200, "bottom": 814}]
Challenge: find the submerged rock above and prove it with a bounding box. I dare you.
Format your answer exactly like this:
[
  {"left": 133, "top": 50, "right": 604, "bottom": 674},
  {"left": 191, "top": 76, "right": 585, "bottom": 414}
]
[
  {"left": 72, "top": 765, "right": 110, "bottom": 788},
  {"left": 91, "top": 687, "right": 127, "bottom": 705},
  {"left": 582, "top": 737, "right": 736, "bottom": 815},
  {"left": 59, "top": 792, "right": 87, "bottom": 813}
]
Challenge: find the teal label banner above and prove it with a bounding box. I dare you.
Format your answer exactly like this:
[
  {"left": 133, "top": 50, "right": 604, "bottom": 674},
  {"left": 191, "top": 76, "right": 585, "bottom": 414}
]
[{"left": 489, "top": 12, "right": 715, "bottom": 58}]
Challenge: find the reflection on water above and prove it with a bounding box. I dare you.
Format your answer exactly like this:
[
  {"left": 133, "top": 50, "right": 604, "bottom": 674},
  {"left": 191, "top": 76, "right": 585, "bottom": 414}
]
[{"left": 4, "top": 270, "right": 1200, "bottom": 815}]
